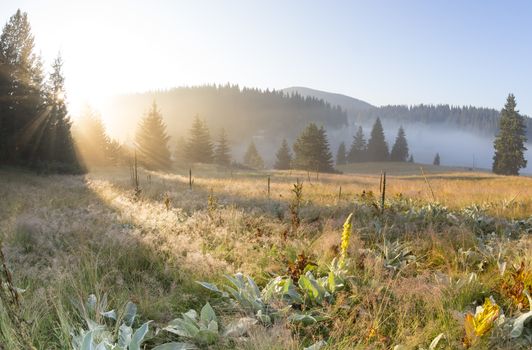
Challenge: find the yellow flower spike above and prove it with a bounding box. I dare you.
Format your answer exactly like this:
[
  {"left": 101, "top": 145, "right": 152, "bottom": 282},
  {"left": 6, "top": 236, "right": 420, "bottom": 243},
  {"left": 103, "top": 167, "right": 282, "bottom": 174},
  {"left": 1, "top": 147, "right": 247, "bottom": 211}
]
[{"left": 339, "top": 213, "right": 353, "bottom": 268}]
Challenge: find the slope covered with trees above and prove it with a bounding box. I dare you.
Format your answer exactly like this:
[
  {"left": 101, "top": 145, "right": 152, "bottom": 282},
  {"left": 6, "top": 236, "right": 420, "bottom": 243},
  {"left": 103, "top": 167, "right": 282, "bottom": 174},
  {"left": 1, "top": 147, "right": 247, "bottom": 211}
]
[
  {"left": 286, "top": 86, "right": 532, "bottom": 139},
  {"left": 106, "top": 85, "right": 348, "bottom": 144}
]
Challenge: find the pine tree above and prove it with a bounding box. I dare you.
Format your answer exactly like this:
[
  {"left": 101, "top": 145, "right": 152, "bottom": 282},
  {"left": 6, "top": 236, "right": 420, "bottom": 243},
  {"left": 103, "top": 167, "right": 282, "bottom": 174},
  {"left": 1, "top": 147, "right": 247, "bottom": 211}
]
[
  {"left": 348, "top": 126, "right": 367, "bottom": 163},
  {"left": 35, "top": 54, "right": 80, "bottom": 172},
  {"left": 336, "top": 142, "right": 347, "bottom": 165},
  {"left": 72, "top": 105, "right": 112, "bottom": 167},
  {"left": 274, "top": 139, "right": 292, "bottom": 170},
  {"left": 433, "top": 153, "right": 440, "bottom": 166},
  {"left": 390, "top": 126, "right": 409, "bottom": 162},
  {"left": 0, "top": 10, "right": 44, "bottom": 164},
  {"left": 214, "top": 128, "right": 231, "bottom": 166},
  {"left": 243, "top": 141, "right": 264, "bottom": 169},
  {"left": 492, "top": 94, "right": 528, "bottom": 175},
  {"left": 184, "top": 115, "right": 213, "bottom": 163},
  {"left": 293, "top": 122, "right": 335, "bottom": 172},
  {"left": 135, "top": 101, "right": 171, "bottom": 170},
  {"left": 408, "top": 154, "right": 414, "bottom": 163},
  {"left": 367, "top": 118, "right": 389, "bottom": 161}
]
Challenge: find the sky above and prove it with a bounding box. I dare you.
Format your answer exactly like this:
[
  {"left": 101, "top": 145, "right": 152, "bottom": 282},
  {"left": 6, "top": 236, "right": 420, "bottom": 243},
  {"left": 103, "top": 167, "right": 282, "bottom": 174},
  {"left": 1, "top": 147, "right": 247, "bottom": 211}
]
[{"left": 1, "top": 0, "right": 531, "bottom": 117}]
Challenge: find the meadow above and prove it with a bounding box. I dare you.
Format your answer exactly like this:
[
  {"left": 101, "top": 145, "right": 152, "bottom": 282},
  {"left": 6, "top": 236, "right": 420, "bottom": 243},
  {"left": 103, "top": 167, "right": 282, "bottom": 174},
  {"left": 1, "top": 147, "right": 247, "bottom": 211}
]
[{"left": 0, "top": 163, "right": 531, "bottom": 349}]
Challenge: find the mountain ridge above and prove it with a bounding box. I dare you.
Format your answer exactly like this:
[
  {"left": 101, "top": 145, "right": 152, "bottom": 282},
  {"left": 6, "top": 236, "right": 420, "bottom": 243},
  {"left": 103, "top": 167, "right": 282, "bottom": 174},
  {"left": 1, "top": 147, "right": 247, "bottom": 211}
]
[{"left": 282, "top": 86, "right": 375, "bottom": 113}]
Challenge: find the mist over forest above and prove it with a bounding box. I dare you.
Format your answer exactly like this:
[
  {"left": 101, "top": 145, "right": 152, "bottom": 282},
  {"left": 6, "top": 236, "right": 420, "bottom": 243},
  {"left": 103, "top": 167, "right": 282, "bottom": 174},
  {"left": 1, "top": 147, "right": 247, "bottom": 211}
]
[{"left": 98, "top": 85, "right": 532, "bottom": 172}]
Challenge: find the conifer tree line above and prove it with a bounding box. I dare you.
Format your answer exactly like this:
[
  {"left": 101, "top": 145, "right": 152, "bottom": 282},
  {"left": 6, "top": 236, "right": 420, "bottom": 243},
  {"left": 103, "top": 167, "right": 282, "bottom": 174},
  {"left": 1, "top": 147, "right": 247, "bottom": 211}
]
[
  {"left": 335, "top": 118, "right": 413, "bottom": 165},
  {"left": 0, "top": 10, "right": 81, "bottom": 173}
]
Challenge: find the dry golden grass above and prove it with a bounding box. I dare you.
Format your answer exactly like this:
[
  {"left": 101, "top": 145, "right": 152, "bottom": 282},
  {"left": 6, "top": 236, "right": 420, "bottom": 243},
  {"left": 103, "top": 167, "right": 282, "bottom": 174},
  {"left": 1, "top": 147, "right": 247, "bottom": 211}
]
[
  {"left": 132, "top": 163, "right": 531, "bottom": 219},
  {"left": 0, "top": 163, "right": 530, "bottom": 349}
]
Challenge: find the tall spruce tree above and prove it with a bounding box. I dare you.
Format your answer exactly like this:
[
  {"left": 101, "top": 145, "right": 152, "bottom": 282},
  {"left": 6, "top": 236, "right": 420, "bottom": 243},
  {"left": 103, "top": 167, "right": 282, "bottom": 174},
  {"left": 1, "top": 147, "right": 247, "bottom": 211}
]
[
  {"left": 492, "top": 94, "right": 528, "bottom": 175},
  {"left": 37, "top": 54, "right": 80, "bottom": 172},
  {"left": 214, "top": 128, "right": 231, "bottom": 166},
  {"left": 348, "top": 126, "right": 367, "bottom": 163},
  {"left": 408, "top": 154, "right": 414, "bottom": 163},
  {"left": 185, "top": 115, "right": 213, "bottom": 163},
  {"left": 72, "top": 105, "right": 112, "bottom": 167},
  {"left": 336, "top": 142, "right": 347, "bottom": 165},
  {"left": 390, "top": 126, "right": 409, "bottom": 162},
  {"left": 293, "top": 122, "right": 335, "bottom": 172},
  {"left": 0, "top": 10, "right": 44, "bottom": 164},
  {"left": 274, "top": 139, "right": 292, "bottom": 170},
  {"left": 367, "top": 118, "right": 389, "bottom": 161},
  {"left": 135, "top": 101, "right": 171, "bottom": 170},
  {"left": 243, "top": 141, "right": 264, "bottom": 169},
  {"left": 433, "top": 153, "right": 440, "bottom": 166}
]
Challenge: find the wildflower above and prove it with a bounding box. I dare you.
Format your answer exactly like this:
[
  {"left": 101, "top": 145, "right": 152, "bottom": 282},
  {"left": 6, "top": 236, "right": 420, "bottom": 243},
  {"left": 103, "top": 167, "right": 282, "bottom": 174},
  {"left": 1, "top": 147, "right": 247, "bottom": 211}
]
[{"left": 339, "top": 213, "right": 353, "bottom": 267}]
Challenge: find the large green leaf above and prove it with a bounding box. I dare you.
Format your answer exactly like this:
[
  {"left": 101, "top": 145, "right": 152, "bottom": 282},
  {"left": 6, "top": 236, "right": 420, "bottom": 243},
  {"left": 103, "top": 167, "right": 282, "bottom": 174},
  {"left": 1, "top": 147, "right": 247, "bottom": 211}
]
[
  {"left": 165, "top": 318, "right": 200, "bottom": 338},
  {"left": 118, "top": 323, "right": 132, "bottom": 348},
  {"left": 299, "top": 275, "right": 319, "bottom": 300},
  {"left": 122, "top": 302, "right": 137, "bottom": 327},
  {"left": 510, "top": 291, "right": 532, "bottom": 338},
  {"left": 196, "top": 281, "right": 227, "bottom": 297},
  {"left": 80, "top": 330, "right": 95, "bottom": 350},
  {"left": 129, "top": 321, "right": 151, "bottom": 350},
  {"left": 200, "top": 302, "right": 217, "bottom": 323}
]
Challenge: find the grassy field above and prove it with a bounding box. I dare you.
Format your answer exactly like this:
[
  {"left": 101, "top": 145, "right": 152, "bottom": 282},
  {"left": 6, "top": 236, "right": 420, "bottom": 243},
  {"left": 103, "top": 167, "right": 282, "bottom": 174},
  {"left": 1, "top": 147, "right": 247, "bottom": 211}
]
[{"left": 0, "top": 164, "right": 531, "bottom": 349}]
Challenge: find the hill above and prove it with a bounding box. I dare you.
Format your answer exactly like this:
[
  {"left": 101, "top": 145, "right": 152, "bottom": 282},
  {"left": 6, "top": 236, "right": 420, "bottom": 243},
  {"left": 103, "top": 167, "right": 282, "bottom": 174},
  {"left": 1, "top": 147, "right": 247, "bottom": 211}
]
[
  {"left": 282, "top": 86, "right": 375, "bottom": 114},
  {"left": 101, "top": 85, "right": 347, "bottom": 150}
]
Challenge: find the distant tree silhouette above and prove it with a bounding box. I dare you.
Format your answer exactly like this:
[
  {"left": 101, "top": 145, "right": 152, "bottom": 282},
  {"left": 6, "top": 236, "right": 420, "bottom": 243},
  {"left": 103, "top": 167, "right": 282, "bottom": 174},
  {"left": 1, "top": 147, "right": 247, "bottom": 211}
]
[
  {"left": 408, "top": 154, "right": 414, "bottom": 163},
  {"left": 243, "top": 141, "right": 264, "bottom": 169},
  {"left": 73, "top": 105, "right": 121, "bottom": 167},
  {"left": 336, "top": 142, "right": 347, "bottom": 165},
  {"left": 390, "top": 126, "right": 409, "bottom": 162},
  {"left": 274, "top": 139, "right": 292, "bottom": 170},
  {"left": 433, "top": 153, "right": 440, "bottom": 166},
  {"left": 185, "top": 115, "right": 213, "bottom": 163},
  {"left": 348, "top": 126, "right": 367, "bottom": 163},
  {"left": 135, "top": 101, "right": 171, "bottom": 170},
  {"left": 214, "top": 128, "right": 231, "bottom": 166},
  {"left": 367, "top": 118, "right": 389, "bottom": 161},
  {"left": 293, "top": 122, "right": 335, "bottom": 172},
  {"left": 492, "top": 94, "right": 527, "bottom": 175},
  {"left": 355, "top": 104, "right": 532, "bottom": 140}
]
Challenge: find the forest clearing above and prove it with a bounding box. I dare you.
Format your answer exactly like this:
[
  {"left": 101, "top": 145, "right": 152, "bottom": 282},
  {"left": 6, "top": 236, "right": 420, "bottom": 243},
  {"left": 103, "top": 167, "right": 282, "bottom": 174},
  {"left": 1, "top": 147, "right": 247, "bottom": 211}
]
[{"left": 1, "top": 2, "right": 532, "bottom": 349}]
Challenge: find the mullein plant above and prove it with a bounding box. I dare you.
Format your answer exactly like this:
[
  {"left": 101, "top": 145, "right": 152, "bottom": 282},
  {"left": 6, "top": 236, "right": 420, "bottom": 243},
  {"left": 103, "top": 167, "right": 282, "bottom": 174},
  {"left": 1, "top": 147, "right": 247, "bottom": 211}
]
[
  {"left": 339, "top": 213, "right": 353, "bottom": 268},
  {"left": 463, "top": 297, "right": 501, "bottom": 348}
]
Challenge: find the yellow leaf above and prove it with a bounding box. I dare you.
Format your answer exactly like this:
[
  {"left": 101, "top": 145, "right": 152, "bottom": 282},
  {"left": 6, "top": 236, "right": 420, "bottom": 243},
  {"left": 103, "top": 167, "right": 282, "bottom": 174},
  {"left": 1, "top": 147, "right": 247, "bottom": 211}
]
[{"left": 463, "top": 298, "right": 500, "bottom": 348}]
